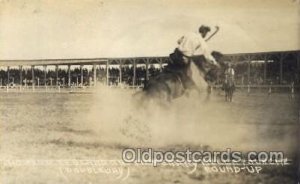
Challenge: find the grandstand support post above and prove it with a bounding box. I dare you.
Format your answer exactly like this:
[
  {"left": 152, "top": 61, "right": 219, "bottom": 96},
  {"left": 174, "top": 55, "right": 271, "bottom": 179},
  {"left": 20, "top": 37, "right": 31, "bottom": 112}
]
[
  {"left": 279, "top": 58, "right": 283, "bottom": 84},
  {"left": 159, "top": 58, "right": 163, "bottom": 72},
  {"left": 133, "top": 59, "right": 136, "bottom": 86},
  {"left": 31, "top": 65, "right": 35, "bottom": 90},
  {"left": 67, "top": 65, "right": 71, "bottom": 87},
  {"left": 146, "top": 58, "right": 149, "bottom": 81},
  {"left": 297, "top": 53, "right": 300, "bottom": 70},
  {"left": 106, "top": 60, "right": 109, "bottom": 86},
  {"left": 247, "top": 61, "right": 251, "bottom": 84},
  {"left": 7, "top": 66, "right": 10, "bottom": 85},
  {"left": 55, "top": 65, "right": 59, "bottom": 86},
  {"left": 119, "top": 60, "right": 122, "bottom": 84},
  {"left": 276, "top": 53, "right": 288, "bottom": 84},
  {"left": 99, "top": 64, "right": 101, "bottom": 82},
  {"left": 93, "top": 63, "right": 97, "bottom": 87},
  {"left": 19, "top": 65, "right": 23, "bottom": 88},
  {"left": 263, "top": 60, "right": 267, "bottom": 84},
  {"left": 50, "top": 78, "right": 53, "bottom": 86},
  {"left": 80, "top": 65, "right": 83, "bottom": 86},
  {"left": 43, "top": 65, "right": 47, "bottom": 86},
  {"left": 297, "top": 54, "right": 300, "bottom": 83}
]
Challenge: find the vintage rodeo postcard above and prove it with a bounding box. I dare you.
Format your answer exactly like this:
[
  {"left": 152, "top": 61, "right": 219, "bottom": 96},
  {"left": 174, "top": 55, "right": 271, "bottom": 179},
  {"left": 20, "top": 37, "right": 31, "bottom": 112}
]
[{"left": 0, "top": 0, "right": 299, "bottom": 183}]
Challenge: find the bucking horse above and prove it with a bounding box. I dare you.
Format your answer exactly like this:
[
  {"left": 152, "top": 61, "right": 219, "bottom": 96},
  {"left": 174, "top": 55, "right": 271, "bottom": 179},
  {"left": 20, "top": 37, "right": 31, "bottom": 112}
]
[{"left": 134, "top": 51, "right": 225, "bottom": 106}]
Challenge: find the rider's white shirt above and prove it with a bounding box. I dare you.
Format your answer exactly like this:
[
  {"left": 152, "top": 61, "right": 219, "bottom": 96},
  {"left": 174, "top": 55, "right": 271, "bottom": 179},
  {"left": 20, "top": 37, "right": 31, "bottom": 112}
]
[
  {"left": 225, "top": 68, "right": 235, "bottom": 76},
  {"left": 177, "top": 32, "right": 215, "bottom": 62}
]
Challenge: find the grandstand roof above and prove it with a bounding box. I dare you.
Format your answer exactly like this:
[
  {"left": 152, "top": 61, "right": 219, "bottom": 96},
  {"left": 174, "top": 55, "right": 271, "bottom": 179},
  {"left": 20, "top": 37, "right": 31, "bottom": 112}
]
[{"left": 0, "top": 50, "right": 299, "bottom": 67}]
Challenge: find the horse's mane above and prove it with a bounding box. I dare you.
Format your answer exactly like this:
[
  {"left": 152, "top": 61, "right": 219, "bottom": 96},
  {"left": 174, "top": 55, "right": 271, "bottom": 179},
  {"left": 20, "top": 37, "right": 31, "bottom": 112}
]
[{"left": 191, "top": 51, "right": 226, "bottom": 83}]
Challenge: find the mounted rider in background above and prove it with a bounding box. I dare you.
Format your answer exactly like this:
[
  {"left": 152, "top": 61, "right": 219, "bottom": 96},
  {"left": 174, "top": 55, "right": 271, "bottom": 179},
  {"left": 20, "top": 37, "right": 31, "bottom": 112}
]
[
  {"left": 224, "top": 63, "right": 235, "bottom": 86},
  {"left": 168, "top": 25, "right": 219, "bottom": 90}
]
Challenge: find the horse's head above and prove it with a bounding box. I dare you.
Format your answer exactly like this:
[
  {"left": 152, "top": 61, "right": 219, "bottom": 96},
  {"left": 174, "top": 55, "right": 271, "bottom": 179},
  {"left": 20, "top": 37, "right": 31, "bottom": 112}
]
[
  {"left": 190, "top": 51, "right": 226, "bottom": 85},
  {"left": 211, "top": 51, "right": 226, "bottom": 68},
  {"left": 204, "top": 51, "right": 226, "bottom": 83}
]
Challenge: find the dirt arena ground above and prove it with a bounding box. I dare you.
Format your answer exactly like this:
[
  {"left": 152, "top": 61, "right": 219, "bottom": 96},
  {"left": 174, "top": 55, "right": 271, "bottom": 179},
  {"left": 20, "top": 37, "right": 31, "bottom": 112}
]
[{"left": 0, "top": 87, "right": 299, "bottom": 184}]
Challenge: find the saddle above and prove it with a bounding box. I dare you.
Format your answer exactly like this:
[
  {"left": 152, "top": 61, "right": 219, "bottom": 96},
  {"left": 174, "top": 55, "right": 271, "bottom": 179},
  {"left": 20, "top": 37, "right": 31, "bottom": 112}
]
[
  {"left": 167, "top": 49, "right": 197, "bottom": 90},
  {"left": 169, "top": 48, "right": 188, "bottom": 67}
]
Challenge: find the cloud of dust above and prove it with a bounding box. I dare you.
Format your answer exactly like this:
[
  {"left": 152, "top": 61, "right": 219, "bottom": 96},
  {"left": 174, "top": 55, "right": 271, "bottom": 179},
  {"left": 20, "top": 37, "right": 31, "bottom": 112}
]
[
  {"left": 73, "top": 64, "right": 298, "bottom": 155},
  {"left": 82, "top": 83, "right": 253, "bottom": 151},
  {"left": 81, "top": 63, "right": 285, "bottom": 153}
]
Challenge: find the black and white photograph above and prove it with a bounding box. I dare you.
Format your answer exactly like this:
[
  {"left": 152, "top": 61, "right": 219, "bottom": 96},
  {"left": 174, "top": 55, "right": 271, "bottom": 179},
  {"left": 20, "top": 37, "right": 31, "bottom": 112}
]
[{"left": 0, "top": 0, "right": 299, "bottom": 183}]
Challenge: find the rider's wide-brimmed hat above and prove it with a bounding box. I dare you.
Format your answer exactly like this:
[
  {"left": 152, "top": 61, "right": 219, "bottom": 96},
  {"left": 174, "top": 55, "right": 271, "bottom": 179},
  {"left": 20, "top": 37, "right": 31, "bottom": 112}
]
[{"left": 199, "top": 25, "right": 211, "bottom": 33}]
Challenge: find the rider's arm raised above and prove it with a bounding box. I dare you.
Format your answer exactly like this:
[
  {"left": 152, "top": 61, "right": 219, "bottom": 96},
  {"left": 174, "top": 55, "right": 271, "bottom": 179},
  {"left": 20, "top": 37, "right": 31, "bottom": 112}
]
[{"left": 198, "top": 37, "right": 218, "bottom": 66}]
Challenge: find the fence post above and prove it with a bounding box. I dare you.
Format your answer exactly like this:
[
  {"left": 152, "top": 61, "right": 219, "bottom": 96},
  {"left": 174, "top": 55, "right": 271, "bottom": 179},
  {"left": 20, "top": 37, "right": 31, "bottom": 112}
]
[
  {"left": 291, "top": 82, "right": 295, "bottom": 99},
  {"left": 268, "top": 82, "right": 272, "bottom": 96},
  {"left": 247, "top": 83, "right": 251, "bottom": 95}
]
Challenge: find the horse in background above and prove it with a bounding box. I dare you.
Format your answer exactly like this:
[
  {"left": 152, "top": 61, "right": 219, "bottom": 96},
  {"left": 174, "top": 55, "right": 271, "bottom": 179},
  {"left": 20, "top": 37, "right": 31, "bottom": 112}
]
[{"left": 222, "top": 74, "right": 235, "bottom": 102}]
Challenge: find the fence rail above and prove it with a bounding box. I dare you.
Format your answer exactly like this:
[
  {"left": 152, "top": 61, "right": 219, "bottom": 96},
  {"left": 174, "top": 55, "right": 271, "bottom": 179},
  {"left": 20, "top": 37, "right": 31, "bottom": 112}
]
[{"left": 0, "top": 84, "right": 298, "bottom": 94}]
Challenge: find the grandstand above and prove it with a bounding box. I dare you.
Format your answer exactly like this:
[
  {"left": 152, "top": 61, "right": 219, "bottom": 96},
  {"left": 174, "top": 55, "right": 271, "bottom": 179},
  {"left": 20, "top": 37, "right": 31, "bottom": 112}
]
[{"left": 0, "top": 50, "right": 299, "bottom": 91}]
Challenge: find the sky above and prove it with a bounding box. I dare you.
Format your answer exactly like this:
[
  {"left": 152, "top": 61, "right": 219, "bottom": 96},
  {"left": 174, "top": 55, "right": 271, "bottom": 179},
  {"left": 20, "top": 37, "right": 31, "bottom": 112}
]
[{"left": 0, "top": 0, "right": 299, "bottom": 59}]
